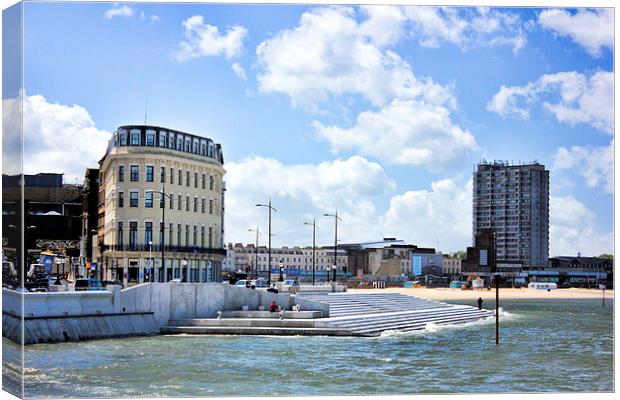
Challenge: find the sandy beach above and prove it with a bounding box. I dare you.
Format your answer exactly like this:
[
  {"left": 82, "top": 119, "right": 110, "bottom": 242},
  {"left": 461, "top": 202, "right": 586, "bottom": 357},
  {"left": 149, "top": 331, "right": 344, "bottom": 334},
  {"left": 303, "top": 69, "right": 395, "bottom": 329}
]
[{"left": 348, "top": 287, "right": 614, "bottom": 301}]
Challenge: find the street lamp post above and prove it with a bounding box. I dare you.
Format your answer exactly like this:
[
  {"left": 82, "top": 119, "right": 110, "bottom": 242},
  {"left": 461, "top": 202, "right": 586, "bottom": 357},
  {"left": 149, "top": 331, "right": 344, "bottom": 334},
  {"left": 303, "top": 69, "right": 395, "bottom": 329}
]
[
  {"left": 279, "top": 260, "right": 284, "bottom": 282},
  {"left": 148, "top": 240, "right": 153, "bottom": 283},
  {"left": 303, "top": 219, "right": 319, "bottom": 286},
  {"left": 256, "top": 199, "right": 277, "bottom": 286},
  {"left": 323, "top": 210, "right": 342, "bottom": 283},
  {"left": 248, "top": 227, "right": 261, "bottom": 280},
  {"left": 146, "top": 186, "right": 171, "bottom": 282}
]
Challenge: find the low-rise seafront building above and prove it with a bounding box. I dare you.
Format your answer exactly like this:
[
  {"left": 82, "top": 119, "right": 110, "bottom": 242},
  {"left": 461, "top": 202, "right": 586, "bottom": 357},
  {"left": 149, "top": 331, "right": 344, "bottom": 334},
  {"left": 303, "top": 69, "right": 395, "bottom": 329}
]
[
  {"left": 90, "top": 125, "right": 226, "bottom": 286},
  {"left": 225, "top": 242, "right": 348, "bottom": 282}
]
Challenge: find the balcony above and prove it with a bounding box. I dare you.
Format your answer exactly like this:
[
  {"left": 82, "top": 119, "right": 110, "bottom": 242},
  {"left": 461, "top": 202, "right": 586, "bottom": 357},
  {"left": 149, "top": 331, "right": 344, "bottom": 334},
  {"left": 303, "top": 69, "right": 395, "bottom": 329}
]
[{"left": 102, "top": 244, "right": 226, "bottom": 255}]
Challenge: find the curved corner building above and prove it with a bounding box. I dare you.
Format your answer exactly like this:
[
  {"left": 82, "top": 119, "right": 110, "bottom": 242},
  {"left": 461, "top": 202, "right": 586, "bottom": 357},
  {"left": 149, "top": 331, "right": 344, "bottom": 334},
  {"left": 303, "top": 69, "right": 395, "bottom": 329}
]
[{"left": 98, "top": 125, "right": 225, "bottom": 285}]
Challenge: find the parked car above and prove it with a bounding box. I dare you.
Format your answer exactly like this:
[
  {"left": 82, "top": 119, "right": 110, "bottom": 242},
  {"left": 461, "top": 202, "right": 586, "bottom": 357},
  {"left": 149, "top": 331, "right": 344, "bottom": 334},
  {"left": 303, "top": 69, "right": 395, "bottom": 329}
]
[
  {"left": 234, "top": 279, "right": 249, "bottom": 287},
  {"left": 282, "top": 279, "right": 299, "bottom": 288},
  {"left": 252, "top": 279, "right": 269, "bottom": 288},
  {"left": 102, "top": 280, "right": 124, "bottom": 289},
  {"left": 74, "top": 278, "right": 105, "bottom": 291}
]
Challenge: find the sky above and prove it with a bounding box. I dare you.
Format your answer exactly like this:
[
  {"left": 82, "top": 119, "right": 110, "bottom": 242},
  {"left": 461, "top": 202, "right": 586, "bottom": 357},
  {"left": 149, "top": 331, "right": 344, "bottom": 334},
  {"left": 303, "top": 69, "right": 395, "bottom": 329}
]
[{"left": 1, "top": 1, "right": 615, "bottom": 257}]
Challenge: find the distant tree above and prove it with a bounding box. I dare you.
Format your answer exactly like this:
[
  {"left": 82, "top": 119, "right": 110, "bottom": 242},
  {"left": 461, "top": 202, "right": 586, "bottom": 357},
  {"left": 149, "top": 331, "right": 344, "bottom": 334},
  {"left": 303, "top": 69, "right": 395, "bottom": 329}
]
[
  {"left": 599, "top": 254, "right": 613, "bottom": 261},
  {"left": 452, "top": 250, "right": 467, "bottom": 260}
]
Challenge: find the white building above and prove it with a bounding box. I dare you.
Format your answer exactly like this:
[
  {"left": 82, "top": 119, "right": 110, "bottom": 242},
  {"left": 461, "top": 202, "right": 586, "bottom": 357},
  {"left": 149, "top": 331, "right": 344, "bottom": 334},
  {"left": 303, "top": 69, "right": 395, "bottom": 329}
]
[{"left": 96, "top": 125, "right": 225, "bottom": 286}]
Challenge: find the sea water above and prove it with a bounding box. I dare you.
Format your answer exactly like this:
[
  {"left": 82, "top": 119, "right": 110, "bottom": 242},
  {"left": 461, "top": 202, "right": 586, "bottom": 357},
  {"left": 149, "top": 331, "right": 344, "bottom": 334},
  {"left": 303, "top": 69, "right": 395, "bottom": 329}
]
[{"left": 2, "top": 299, "right": 613, "bottom": 397}]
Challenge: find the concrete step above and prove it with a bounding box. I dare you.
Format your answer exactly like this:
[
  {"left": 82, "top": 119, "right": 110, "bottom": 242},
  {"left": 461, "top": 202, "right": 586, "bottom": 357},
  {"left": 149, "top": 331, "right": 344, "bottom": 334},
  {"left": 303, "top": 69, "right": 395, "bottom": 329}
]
[
  {"left": 354, "top": 313, "right": 492, "bottom": 336},
  {"left": 168, "top": 318, "right": 317, "bottom": 328},
  {"left": 327, "top": 308, "right": 489, "bottom": 330},
  {"left": 326, "top": 308, "right": 473, "bottom": 327},
  {"left": 161, "top": 325, "right": 352, "bottom": 336}
]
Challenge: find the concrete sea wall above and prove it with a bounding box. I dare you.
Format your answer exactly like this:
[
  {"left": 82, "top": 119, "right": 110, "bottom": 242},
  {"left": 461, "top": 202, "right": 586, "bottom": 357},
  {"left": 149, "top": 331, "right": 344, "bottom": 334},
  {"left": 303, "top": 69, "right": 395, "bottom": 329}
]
[
  {"left": 2, "top": 283, "right": 329, "bottom": 344},
  {"left": 2, "top": 287, "right": 159, "bottom": 344}
]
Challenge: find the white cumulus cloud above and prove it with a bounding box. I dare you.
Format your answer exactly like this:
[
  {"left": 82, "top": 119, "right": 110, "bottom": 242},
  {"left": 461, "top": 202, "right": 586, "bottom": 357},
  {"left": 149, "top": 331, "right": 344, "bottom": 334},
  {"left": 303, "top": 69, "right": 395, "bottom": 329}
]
[
  {"left": 553, "top": 141, "right": 614, "bottom": 193},
  {"left": 224, "top": 155, "right": 396, "bottom": 247},
  {"left": 378, "top": 179, "right": 473, "bottom": 252},
  {"left": 174, "top": 15, "right": 247, "bottom": 62},
  {"left": 539, "top": 8, "right": 613, "bottom": 57},
  {"left": 231, "top": 62, "right": 247, "bottom": 80},
  {"left": 404, "top": 6, "right": 527, "bottom": 54},
  {"left": 255, "top": 6, "right": 455, "bottom": 109},
  {"left": 487, "top": 70, "right": 614, "bottom": 134},
  {"left": 224, "top": 155, "right": 476, "bottom": 252},
  {"left": 549, "top": 195, "right": 613, "bottom": 257},
  {"left": 313, "top": 99, "right": 478, "bottom": 167},
  {"left": 104, "top": 4, "right": 134, "bottom": 20},
  {"left": 2, "top": 92, "right": 111, "bottom": 183}
]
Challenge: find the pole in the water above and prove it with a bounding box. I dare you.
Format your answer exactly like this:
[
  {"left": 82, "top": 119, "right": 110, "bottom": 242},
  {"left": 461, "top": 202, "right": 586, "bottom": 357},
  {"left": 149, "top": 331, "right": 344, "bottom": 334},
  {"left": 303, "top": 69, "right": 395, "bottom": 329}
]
[{"left": 495, "top": 273, "right": 499, "bottom": 345}]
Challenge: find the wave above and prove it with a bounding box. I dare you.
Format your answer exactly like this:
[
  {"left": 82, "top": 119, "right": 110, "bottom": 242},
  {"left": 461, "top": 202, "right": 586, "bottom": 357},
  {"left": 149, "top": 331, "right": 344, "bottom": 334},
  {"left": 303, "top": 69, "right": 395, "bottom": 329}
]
[{"left": 377, "top": 307, "right": 518, "bottom": 338}]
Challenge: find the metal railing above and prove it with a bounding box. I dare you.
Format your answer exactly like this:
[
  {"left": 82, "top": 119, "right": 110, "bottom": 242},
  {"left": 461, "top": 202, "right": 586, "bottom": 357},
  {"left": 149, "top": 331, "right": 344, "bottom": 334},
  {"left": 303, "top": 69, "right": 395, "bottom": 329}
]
[{"left": 102, "top": 244, "right": 226, "bottom": 255}]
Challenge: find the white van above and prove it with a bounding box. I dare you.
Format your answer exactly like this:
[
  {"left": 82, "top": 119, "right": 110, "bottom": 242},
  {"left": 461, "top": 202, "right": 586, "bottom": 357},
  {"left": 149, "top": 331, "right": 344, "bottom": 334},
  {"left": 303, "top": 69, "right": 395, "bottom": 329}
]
[{"left": 528, "top": 282, "right": 557, "bottom": 290}]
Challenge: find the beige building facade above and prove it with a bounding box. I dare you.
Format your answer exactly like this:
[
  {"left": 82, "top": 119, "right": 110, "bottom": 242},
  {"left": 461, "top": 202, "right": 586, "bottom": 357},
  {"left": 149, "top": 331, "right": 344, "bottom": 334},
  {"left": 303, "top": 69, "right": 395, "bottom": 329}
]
[
  {"left": 225, "top": 243, "right": 348, "bottom": 282},
  {"left": 97, "top": 125, "right": 225, "bottom": 286},
  {"left": 442, "top": 255, "right": 462, "bottom": 275}
]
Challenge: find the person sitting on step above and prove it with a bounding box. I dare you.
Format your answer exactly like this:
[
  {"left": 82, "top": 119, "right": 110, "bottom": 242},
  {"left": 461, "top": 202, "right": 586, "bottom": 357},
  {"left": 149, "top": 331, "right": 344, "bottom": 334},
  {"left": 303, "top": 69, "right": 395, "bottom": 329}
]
[{"left": 269, "top": 300, "right": 278, "bottom": 313}]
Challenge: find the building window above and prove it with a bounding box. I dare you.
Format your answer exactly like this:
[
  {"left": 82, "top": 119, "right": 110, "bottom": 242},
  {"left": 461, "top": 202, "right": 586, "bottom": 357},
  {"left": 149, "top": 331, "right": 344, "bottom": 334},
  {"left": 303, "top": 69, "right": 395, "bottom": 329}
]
[
  {"left": 209, "top": 199, "right": 213, "bottom": 214},
  {"left": 118, "top": 166, "right": 124, "bottom": 182},
  {"left": 160, "top": 167, "right": 165, "bottom": 183},
  {"left": 178, "top": 195, "right": 182, "bottom": 210},
  {"left": 192, "top": 140, "right": 198, "bottom": 154},
  {"left": 185, "top": 138, "right": 191, "bottom": 152},
  {"left": 178, "top": 170, "right": 183, "bottom": 185},
  {"left": 159, "top": 131, "right": 167, "bottom": 147},
  {"left": 169, "top": 223, "right": 173, "bottom": 245},
  {"left": 169, "top": 193, "right": 174, "bottom": 209},
  {"left": 168, "top": 132, "right": 175, "bottom": 149},
  {"left": 177, "top": 223, "right": 181, "bottom": 246},
  {"left": 186, "top": 171, "right": 190, "bottom": 187},
  {"left": 118, "top": 192, "right": 124, "bottom": 208},
  {"left": 130, "top": 165, "right": 139, "bottom": 181},
  {"left": 208, "top": 227, "right": 213, "bottom": 248},
  {"left": 145, "top": 222, "right": 153, "bottom": 245},
  {"left": 117, "top": 221, "right": 123, "bottom": 246},
  {"left": 118, "top": 129, "right": 127, "bottom": 146},
  {"left": 130, "top": 129, "right": 141, "bottom": 145},
  {"left": 193, "top": 226, "right": 197, "bottom": 246},
  {"left": 170, "top": 168, "right": 174, "bottom": 184},
  {"left": 202, "top": 174, "right": 206, "bottom": 189},
  {"left": 130, "top": 191, "right": 139, "bottom": 207},
  {"left": 129, "top": 222, "right": 138, "bottom": 250},
  {"left": 194, "top": 197, "right": 198, "bottom": 212},
  {"left": 145, "top": 192, "right": 153, "bottom": 208},
  {"left": 160, "top": 193, "right": 164, "bottom": 209},
  {"left": 185, "top": 224, "right": 190, "bottom": 246},
  {"left": 146, "top": 130, "right": 156, "bottom": 146},
  {"left": 176, "top": 135, "right": 183, "bottom": 151},
  {"left": 194, "top": 172, "right": 198, "bottom": 188},
  {"left": 209, "top": 175, "right": 214, "bottom": 190},
  {"left": 186, "top": 196, "right": 190, "bottom": 211},
  {"left": 146, "top": 166, "right": 154, "bottom": 182},
  {"left": 201, "top": 226, "right": 205, "bottom": 247},
  {"left": 201, "top": 198, "right": 205, "bottom": 213},
  {"left": 200, "top": 142, "right": 206, "bottom": 156}
]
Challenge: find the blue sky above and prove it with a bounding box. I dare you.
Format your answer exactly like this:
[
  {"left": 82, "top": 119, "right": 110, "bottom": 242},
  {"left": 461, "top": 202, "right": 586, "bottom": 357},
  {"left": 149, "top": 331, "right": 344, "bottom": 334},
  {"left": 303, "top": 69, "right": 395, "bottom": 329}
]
[{"left": 3, "top": 2, "right": 614, "bottom": 256}]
